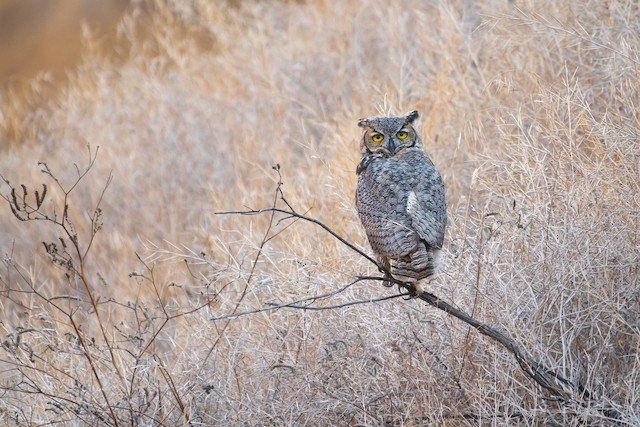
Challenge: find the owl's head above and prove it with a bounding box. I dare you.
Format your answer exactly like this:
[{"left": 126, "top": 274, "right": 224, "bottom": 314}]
[{"left": 358, "top": 110, "right": 422, "bottom": 156}]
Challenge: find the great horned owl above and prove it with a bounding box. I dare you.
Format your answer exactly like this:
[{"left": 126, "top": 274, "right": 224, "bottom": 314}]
[{"left": 355, "top": 110, "right": 447, "bottom": 295}]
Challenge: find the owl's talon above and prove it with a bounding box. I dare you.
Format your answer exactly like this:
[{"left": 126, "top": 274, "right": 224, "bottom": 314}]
[
  {"left": 400, "top": 289, "right": 418, "bottom": 299},
  {"left": 405, "top": 284, "right": 420, "bottom": 298},
  {"left": 382, "top": 273, "right": 394, "bottom": 287}
]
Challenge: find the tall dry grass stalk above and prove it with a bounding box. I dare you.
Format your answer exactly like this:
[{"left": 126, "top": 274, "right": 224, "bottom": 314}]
[{"left": 0, "top": 0, "right": 638, "bottom": 425}]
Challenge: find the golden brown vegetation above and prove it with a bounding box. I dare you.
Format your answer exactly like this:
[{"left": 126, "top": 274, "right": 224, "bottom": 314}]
[{"left": 0, "top": 0, "right": 638, "bottom": 425}]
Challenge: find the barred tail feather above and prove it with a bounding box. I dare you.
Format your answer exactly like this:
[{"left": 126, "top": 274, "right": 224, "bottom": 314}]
[{"left": 391, "top": 245, "right": 441, "bottom": 283}]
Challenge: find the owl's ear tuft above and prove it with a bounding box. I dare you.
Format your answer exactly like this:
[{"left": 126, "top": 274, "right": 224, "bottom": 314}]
[
  {"left": 404, "top": 110, "right": 420, "bottom": 125},
  {"left": 358, "top": 118, "right": 370, "bottom": 128}
]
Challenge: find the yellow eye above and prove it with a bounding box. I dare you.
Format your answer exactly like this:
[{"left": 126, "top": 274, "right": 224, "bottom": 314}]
[
  {"left": 371, "top": 134, "right": 384, "bottom": 143},
  {"left": 396, "top": 131, "right": 408, "bottom": 140}
]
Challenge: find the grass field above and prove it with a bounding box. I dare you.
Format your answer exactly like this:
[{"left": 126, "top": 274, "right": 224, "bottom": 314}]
[{"left": 0, "top": 0, "right": 639, "bottom": 425}]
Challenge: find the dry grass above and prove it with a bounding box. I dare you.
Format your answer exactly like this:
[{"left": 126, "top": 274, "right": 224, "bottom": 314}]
[{"left": 0, "top": 0, "right": 639, "bottom": 425}]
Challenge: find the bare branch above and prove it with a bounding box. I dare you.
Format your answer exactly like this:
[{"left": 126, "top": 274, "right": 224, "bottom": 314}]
[
  {"left": 210, "top": 276, "right": 398, "bottom": 322},
  {"left": 267, "top": 292, "right": 406, "bottom": 311},
  {"left": 216, "top": 207, "right": 381, "bottom": 268},
  {"left": 216, "top": 174, "right": 611, "bottom": 414}
]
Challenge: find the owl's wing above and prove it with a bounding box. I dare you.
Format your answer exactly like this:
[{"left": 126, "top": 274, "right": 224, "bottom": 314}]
[{"left": 406, "top": 186, "right": 446, "bottom": 249}]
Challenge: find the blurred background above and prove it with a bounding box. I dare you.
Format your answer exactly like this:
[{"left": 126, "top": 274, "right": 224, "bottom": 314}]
[{"left": 0, "top": 0, "right": 128, "bottom": 87}]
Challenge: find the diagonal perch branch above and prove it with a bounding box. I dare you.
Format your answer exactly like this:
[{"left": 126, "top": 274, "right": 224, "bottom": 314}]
[
  {"left": 216, "top": 204, "right": 604, "bottom": 411},
  {"left": 414, "top": 290, "right": 582, "bottom": 402}
]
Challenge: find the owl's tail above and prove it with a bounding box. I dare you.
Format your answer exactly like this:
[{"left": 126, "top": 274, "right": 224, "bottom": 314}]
[{"left": 392, "top": 244, "right": 441, "bottom": 283}]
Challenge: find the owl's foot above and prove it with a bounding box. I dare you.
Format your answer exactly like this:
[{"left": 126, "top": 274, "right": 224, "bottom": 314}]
[
  {"left": 377, "top": 260, "right": 394, "bottom": 287},
  {"left": 404, "top": 282, "right": 424, "bottom": 298},
  {"left": 402, "top": 285, "right": 418, "bottom": 298},
  {"left": 382, "top": 272, "right": 394, "bottom": 288}
]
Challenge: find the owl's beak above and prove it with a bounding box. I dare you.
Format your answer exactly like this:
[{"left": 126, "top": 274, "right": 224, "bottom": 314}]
[{"left": 387, "top": 139, "right": 397, "bottom": 154}]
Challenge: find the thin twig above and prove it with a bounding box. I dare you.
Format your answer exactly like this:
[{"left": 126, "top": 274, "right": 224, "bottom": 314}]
[
  {"left": 266, "top": 292, "right": 405, "bottom": 311},
  {"left": 210, "top": 276, "right": 362, "bottom": 321},
  {"left": 203, "top": 168, "right": 288, "bottom": 366}
]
